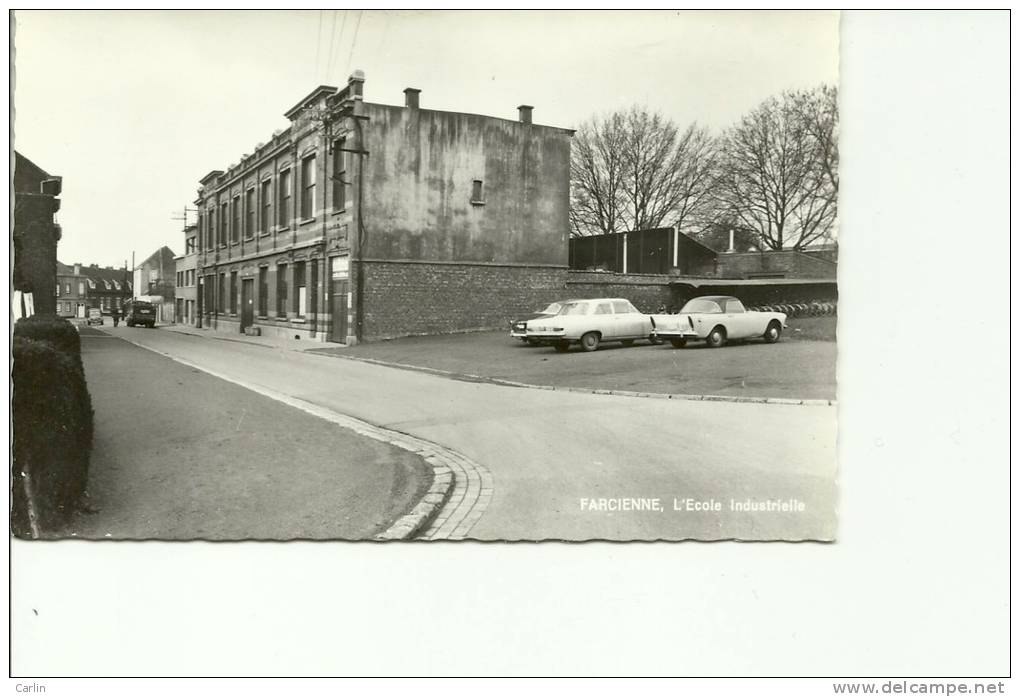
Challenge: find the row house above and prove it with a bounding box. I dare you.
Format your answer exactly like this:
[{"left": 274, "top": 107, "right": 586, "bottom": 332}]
[
  {"left": 56, "top": 262, "right": 132, "bottom": 318},
  {"left": 174, "top": 225, "right": 199, "bottom": 326},
  {"left": 192, "top": 70, "right": 573, "bottom": 343}
]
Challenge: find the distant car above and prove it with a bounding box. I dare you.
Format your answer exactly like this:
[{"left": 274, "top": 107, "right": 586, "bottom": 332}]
[
  {"left": 651, "top": 295, "right": 787, "bottom": 348},
  {"left": 526, "top": 298, "right": 656, "bottom": 352},
  {"left": 510, "top": 301, "right": 568, "bottom": 345},
  {"left": 86, "top": 308, "right": 104, "bottom": 326},
  {"left": 123, "top": 299, "right": 156, "bottom": 328}
]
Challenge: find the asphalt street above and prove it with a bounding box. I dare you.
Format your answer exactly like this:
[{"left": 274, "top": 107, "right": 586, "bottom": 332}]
[
  {"left": 66, "top": 327, "right": 431, "bottom": 540},
  {"left": 104, "top": 325, "right": 838, "bottom": 541},
  {"left": 314, "top": 321, "right": 838, "bottom": 401}
]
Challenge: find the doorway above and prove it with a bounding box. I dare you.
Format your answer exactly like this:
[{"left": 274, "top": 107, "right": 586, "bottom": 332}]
[
  {"left": 329, "top": 255, "right": 350, "bottom": 343},
  {"left": 241, "top": 279, "right": 254, "bottom": 333}
]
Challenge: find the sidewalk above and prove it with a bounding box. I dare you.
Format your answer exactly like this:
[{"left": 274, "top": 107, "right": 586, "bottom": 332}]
[{"left": 157, "top": 322, "right": 348, "bottom": 353}]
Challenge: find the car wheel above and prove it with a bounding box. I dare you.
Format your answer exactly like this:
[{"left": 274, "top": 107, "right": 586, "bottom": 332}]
[
  {"left": 706, "top": 326, "right": 726, "bottom": 348},
  {"left": 621, "top": 339, "right": 635, "bottom": 347},
  {"left": 127, "top": 320, "right": 133, "bottom": 327},
  {"left": 670, "top": 338, "right": 687, "bottom": 349},
  {"left": 553, "top": 341, "right": 570, "bottom": 353},
  {"left": 526, "top": 338, "right": 541, "bottom": 346},
  {"left": 763, "top": 321, "right": 782, "bottom": 344},
  {"left": 648, "top": 335, "right": 664, "bottom": 345},
  {"left": 580, "top": 332, "right": 600, "bottom": 352}
]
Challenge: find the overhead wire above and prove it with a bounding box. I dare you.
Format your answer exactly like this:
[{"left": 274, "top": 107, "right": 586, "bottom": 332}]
[
  {"left": 324, "top": 10, "right": 340, "bottom": 83},
  {"left": 345, "top": 10, "right": 363, "bottom": 75},
  {"left": 314, "top": 10, "right": 323, "bottom": 81}
]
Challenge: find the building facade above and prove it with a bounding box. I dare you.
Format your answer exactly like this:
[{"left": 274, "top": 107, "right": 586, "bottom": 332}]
[
  {"left": 55, "top": 262, "right": 133, "bottom": 317},
  {"left": 193, "top": 71, "right": 572, "bottom": 343},
  {"left": 13, "top": 152, "right": 62, "bottom": 316},
  {"left": 134, "top": 246, "right": 177, "bottom": 323},
  {"left": 174, "top": 225, "right": 199, "bottom": 326}
]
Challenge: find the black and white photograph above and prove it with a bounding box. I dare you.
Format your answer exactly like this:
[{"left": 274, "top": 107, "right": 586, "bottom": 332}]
[
  {"left": 9, "top": 8, "right": 1010, "bottom": 684},
  {"left": 11, "top": 10, "right": 839, "bottom": 543}
]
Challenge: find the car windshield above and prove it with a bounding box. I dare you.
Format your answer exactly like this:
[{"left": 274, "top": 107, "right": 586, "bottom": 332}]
[
  {"left": 539, "top": 303, "right": 562, "bottom": 315},
  {"left": 681, "top": 298, "right": 724, "bottom": 314},
  {"left": 558, "top": 301, "right": 591, "bottom": 316}
]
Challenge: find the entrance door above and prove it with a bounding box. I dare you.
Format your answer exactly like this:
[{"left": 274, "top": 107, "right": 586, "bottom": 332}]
[
  {"left": 330, "top": 280, "right": 348, "bottom": 342},
  {"left": 329, "top": 255, "right": 350, "bottom": 343},
  {"left": 241, "top": 279, "right": 254, "bottom": 332}
]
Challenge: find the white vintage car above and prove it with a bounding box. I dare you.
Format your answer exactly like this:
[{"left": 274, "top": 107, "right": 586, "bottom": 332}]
[
  {"left": 651, "top": 295, "right": 787, "bottom": 348},
  {"left": 526, "top": 298, "right": 657, "bottom": 352},
  {"left": 510, "top": 301, "right": 569, "bottom": 344}
]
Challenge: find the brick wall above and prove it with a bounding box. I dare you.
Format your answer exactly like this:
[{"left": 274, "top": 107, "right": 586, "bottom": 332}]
[
  {"left": 564, "top": 271, "right": 673, "bottom": 313},
  {"left": 361, "top": 261, "right": 569, "bottom": 340},
  {"left": 716, "top": 250, "right": 837, "bottom": 280}
]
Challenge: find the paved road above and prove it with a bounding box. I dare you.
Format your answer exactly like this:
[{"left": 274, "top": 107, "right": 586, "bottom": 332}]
[
  {"left": 107, "top": 325, "right": 838, "bottom": 541},
  {"left": 313, "top": 325, "right": 837, "bottom": 401},
  {"left": 66, "top": 328, "right": 430, "bottom": 540}
]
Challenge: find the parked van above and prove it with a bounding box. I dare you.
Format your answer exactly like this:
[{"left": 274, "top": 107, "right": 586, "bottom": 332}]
[
  {"left": 123, "top": 299, "right": 156, "bottom": 328},
  {"left": 86, "top": 308, "right": 104, "bottom": 326}
]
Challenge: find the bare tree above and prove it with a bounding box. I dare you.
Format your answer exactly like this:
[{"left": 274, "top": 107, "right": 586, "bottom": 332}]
[
  {"left": 716, "top": 86, "right": 838, "bottom": 250},
  {"left": 570, "top": 113, "right": 627, "bottom": 237},
  {"left": 570, "top": 107, "right": 719, "bottom": 238}
]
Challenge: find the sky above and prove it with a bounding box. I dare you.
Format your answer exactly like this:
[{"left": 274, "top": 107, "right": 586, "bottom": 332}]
[{"left": 11, "top": 10, "right": 839, "bottom": 269}]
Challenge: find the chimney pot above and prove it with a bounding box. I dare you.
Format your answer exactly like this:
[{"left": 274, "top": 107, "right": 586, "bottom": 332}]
[
  {"left": 517, "top": 105, "right": 533, "bottom": 124},
  {"left": 404, "top": 88, "right": 421, "bottom": 109}
]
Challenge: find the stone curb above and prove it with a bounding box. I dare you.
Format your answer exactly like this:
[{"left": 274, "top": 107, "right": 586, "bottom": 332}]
[
  {"left": 108, "top": 331, "right": 463, "bottom": 541},
  {"left": 312, "top": 353, "right": 836, "bottom": 407}
]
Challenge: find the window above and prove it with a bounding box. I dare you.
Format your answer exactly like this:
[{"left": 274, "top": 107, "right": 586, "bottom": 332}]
[
  {"left": 471, "top": 179, "right": 484, "bottom": 204},
  {"left": 65, "top": 283, "right": 71, "bottom": 295},
  {"left": 278, "top": 169, "right": 292, "bottom": 227},
  {"left": 300, "top": 155, "right": 316, "bottom": 219},
  {"left": 261, "top": 179, "right": 272, "bottom": 233},
  {"left": 186, "top": 236, "right": 195, "bottom": 254},
  {"left": 230, "top": 272, "right": 238, "bottom": 314},
  {"left": 196, "top": 213, "right": 203, "bottom": 250},
  {"left": 57, "top": 283, "right": 62, "bottom": 296},
  {"left": 231, "top": 196, "right": 240, "bottom": 243},
  {"left": 245, "top": 189, "right": 255, "bottom": 239},
  {"left": 219, "top": 203, "right": 228, "bottom": 246},
  {"left": 332, "top": 139, "right": 346, "bottom": 210},
  {"left": 218, "top": 273, "right": 227, "bottom": 313},
  {"left": 258, "top": 267, "right": 268, "bottom": 316},
  {"left": 294, "top": 261, "right": 306, "bottom": 317},
  {"left": 206, "top": 210, "right": 215, "bottom": 250},
  {"left": 78, "top": 282, "right": 85, "bottom": 296},
  {"left": 724, "top": 299, "right": 746, "bottom": 313},
  {"left": 612, "top": 300, "right": 637, "bottom": 314},
  {"left": 276, "top": 263, "right": 288, "bottom": 317},
  {"left": 594, "top": 303, "right": 613, "bottom": 315}
]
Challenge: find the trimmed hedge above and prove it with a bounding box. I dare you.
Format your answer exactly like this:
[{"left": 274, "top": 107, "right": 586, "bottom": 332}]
[
  {"left": 14, "top": 315, "right": 83, "bottom": 370},
  {"left": 11, "top": 334, "right": 94, "bottom": 537}
]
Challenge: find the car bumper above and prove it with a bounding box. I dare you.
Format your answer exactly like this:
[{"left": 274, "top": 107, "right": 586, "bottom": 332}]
[
  {"left": 526, "top": 331, "right": 568, "bottom": 343},
  {"left": 653, "top": 329, "right": 697, "bottom": 340}
]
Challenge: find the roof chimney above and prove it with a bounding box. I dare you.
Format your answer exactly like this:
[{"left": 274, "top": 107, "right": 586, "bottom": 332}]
[
  {"left": 348, "top": 69, "right": 365, "bottom": 99},
  {"left": 517, "top": 105, "right": 533, "bottom": 124},
  {"left": 404, "top": 88, "right": 421, "bottom": 109}
]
